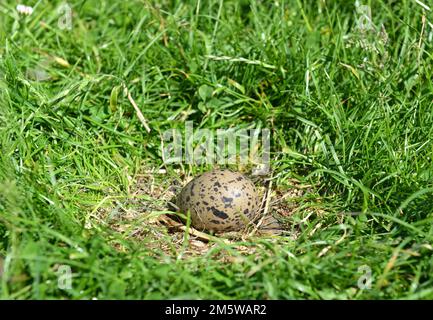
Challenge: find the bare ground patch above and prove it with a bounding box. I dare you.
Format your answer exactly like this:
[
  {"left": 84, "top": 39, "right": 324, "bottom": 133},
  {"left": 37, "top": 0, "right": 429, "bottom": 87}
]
[{"left": 87, "top": 168, "right": 322, "bottom": 258}]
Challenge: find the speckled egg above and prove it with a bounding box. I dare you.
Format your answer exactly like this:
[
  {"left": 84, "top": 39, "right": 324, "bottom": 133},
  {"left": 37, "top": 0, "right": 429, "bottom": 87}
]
[{"left": 177, "top": 169, "right": 260, "bottom": 232}]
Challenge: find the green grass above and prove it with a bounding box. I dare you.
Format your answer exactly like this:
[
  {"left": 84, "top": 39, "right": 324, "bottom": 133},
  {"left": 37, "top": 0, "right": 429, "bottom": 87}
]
[{"left": 1, "top": 0, "right": 433, "bottom": 299}]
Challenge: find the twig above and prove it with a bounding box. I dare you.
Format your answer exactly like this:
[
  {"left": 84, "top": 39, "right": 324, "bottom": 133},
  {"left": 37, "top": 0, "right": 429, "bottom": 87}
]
[
  {"left": 124, "top": 85, "right": 151, "bottom": 133},
  {"left": 248, "top": 178, "right": 273, "bottom": 237}
]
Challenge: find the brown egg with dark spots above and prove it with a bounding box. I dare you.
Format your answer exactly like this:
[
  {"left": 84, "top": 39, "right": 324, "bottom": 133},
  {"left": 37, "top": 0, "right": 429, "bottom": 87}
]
[{"left": 177, "top": 169, "right": 260, "bottom": 232}]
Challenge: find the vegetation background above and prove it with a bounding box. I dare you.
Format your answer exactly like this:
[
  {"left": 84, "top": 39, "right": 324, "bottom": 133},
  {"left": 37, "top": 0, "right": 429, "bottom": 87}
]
[{"left": 1, "top": 0, "right": 433, "bottom": 299}]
